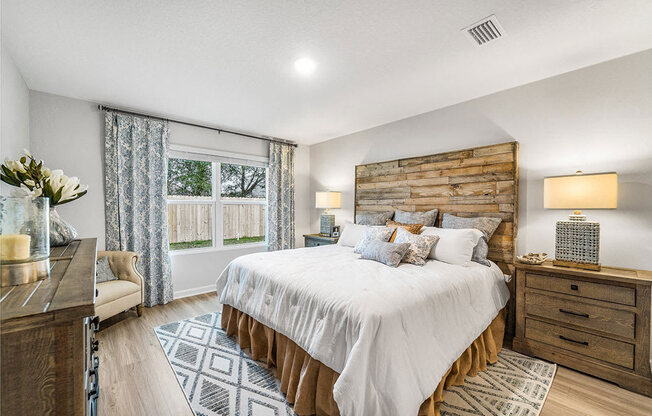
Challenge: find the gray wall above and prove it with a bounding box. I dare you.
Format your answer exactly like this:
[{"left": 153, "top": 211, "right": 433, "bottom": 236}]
[
  {"left": 29, "top": 92, "right": 106, "bottom": 244},
  {"left": 28, "top": 91, "right": 311, "bottom": 297},
  {"left": 310, "top": 49, "right": 652, "bottom": 270},
  {"left": 1, "top": 44, "right": 30, "bottom": 194}
]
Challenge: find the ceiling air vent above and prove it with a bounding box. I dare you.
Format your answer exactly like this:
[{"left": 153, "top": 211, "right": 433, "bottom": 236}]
[{"left": 462, "top": 15, "right": 505, "bottom": 46}]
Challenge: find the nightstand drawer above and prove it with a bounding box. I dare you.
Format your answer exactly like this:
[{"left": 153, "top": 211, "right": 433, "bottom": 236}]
[
  {"left": 525, "top": 319, "right": 634, "bottom": 369},
  {"left": 304, "top": 234, "right": 338, "bottom": 247},
  {"left": 526, "top": 273, "right": 635, "bottom": 306},
  {"left": 306, "top": 239, "right": 324, "bottom": 247},
  {"left": 525, "top": 291, "right": 635, "bottom": 339}
]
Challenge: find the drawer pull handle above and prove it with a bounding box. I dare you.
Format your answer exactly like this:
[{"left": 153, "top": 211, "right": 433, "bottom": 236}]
[
  {"left": 559, "top": 335, "right": 589, "bottom": 346},
  {"left": 570, "top": 284, "right": 579, "bottom": 291},
  {"left": 90, "top": 316, "right": 100, "bottom": 331},
  {"left": 559, "top": 308, "right": 589, "bottom": 318}
]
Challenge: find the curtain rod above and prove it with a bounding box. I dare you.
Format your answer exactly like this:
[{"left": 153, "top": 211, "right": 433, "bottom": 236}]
[{"left": 97, "top": 104, "right": 298, "bottom": 147}]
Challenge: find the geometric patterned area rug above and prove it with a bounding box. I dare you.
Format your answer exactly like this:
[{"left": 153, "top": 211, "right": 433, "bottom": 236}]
[
  {"left": 155, "top": 312, "right": 556, "bottom": 416},
  {"left": 440, "top": 349, "right": 556, "bottom": 416}
]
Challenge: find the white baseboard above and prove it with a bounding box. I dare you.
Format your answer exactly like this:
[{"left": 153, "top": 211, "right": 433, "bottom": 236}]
[{"left": 173, "top": 284, "right": 215, "bottom": 300}]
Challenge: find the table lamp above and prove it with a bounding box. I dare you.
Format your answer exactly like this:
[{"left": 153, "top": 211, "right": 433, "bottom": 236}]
[
  {"left": 316, "top": 191, "right": 341, "bottom": 236},
  {"left": 544, "top": 171, "right": 617, "bottom": 271}
]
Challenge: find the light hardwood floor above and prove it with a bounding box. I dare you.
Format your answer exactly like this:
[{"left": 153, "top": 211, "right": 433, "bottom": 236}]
[{"left": 97, "top": 292, "right": 652, "bottom": 416}]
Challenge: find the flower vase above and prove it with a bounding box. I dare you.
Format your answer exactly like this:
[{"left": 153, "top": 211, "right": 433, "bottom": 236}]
[{"left": 49, "top": 207, "right": 78, "bottom": 246}]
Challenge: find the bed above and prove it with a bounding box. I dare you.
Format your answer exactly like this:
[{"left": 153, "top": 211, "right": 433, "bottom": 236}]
[{"left": 216, "top": 142, "right": 519, "bottom": 416}]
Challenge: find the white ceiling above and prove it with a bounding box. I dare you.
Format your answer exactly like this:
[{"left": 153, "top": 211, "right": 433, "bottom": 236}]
[{"left": 3, "top": 1, "right": 652, "bottom": 145}]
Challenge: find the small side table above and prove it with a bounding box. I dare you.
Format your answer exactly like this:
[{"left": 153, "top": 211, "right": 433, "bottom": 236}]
[{"left": 303, "top": 234, "right": 338, "bottom": 247}]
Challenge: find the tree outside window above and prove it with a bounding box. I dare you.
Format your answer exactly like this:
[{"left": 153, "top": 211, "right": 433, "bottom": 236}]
[{"left": 220, "top": 163, "right": 266, "bottom": 198}]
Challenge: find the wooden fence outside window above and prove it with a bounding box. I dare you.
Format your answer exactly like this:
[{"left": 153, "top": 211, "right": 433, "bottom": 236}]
[{"left": 168, "top": 197, "right": 265, "bottom": 244}]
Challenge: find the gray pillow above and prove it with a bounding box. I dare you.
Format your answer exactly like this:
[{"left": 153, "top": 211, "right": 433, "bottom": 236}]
[
  {"left": 354, "top": 226, "right": 394, "bottom": 254},
  {"left": 96, "top": 256, "right": 118, "bottom": 283},
  {"left": 441, "top": 213, "right": 502, "bottom": 266},
  {"left": 393, "top": 227, "right": 440, "bottom": 265},
  {"left": 359, "top": 240, "right": 410, "bottom": 267},
  {"left": 355, "top": 211, "right": 394, "bottom": 226},
  {"left": 394, "top": 208, "right": 439, "bottom": 227}
]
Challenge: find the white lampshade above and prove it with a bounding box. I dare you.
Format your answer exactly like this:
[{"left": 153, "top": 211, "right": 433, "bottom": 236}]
[
  {"left": 544, "top": 172, "right": 617, "bottom": 209},
  {"left": 315, "top": 191, "right": 341, "bottom": 209}
]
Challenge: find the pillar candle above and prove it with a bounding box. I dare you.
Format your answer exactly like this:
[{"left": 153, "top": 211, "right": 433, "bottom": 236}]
[{"left": 0, "top": 234, "right": 31, "bottom": 261}]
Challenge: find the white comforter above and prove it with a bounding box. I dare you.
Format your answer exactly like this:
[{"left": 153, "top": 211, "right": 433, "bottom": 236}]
[{"left": 215, "top": 245, "right": 510, "bottom": 416}]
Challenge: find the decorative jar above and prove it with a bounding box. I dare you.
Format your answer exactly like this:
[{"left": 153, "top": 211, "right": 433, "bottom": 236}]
[{"left": 0, "top": 196, "right": 50, "bottom": 286}]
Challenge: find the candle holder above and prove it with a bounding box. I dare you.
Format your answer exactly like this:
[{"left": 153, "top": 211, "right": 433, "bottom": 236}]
[{"left": 0, "top": 197, "right": 50, "bottom": 286}]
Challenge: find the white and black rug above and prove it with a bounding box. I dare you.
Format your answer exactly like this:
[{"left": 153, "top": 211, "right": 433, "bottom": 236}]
[{"left": 155, "top": 312, "right": 556, "bottom": 416}]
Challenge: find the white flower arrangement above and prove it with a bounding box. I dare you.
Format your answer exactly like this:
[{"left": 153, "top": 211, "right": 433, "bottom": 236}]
[{"left": 1, "top": 149, "right": 88, "bottom": 206}]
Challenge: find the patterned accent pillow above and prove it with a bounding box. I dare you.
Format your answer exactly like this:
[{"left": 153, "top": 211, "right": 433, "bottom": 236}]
[
  {"left": 353, "top": 226, "right": 394, "bottom": 254},
  {"left": 394, "top": 208, "right": 439, "bottom": 227},
  {"left": 355, "top": 211, "right": 394, "bottom": 226},
  {"left": 359, "top": 240, "right": 410, "bottom": 267},
  {"left": 96, "top": 256, "right": 118, "bottom": 283},
  {"left": 442, "top": 213, "right": 502, "bottom": 266},
  {"left": 385, "top": 220, "right": 423, "bottom": 242},
  {"left": 393, "top": 227, "right": 440, "bottom": 265}
]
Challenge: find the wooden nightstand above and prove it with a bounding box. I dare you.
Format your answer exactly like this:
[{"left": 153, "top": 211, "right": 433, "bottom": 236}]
[
  {"left": 303, "top": 234, "right": 338, "bottom": 247},
  {"left": 513, "top": 261, "right": 652, "bottom": 396}
]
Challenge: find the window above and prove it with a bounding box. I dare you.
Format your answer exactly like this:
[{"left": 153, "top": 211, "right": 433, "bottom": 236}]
[
  {"left": 220, "top": 163, "right": 267, "bottom": 246},
  {"left": 167, "top": 154, "right": 267, "bottom": 251}
]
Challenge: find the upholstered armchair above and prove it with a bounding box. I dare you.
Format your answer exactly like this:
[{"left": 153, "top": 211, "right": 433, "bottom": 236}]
[{"left": 95, "top": 251, "right": 144, "bottom": 322}]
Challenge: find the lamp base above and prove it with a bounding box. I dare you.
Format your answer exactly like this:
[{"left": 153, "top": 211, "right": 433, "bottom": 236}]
[
  {"left": 555, "top": 216, "right": 600, "bottom": 269},
  {"left": 553, "top": 259, "right": 601, "bottom": 271},
  {"left": 320, "top": 214, "right": 335, "bottom": 236}
]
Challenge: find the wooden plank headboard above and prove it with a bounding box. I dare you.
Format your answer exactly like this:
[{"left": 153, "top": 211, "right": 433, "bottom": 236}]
[{"left": 354, "top": 141, "right": 519, "bottom": 275}]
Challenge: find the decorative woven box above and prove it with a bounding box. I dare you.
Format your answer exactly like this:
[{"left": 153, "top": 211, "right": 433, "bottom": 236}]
[
  {"left": 320, "top": 214, "right": 335, "bottom": 236},
  {"left": 555, "top": 218, "right": 600, "bottom": 265}
]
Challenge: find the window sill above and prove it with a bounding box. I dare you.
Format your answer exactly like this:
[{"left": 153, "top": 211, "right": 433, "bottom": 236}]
[{"left": 169, "top": 242, "right": 266, "bottom": 256}]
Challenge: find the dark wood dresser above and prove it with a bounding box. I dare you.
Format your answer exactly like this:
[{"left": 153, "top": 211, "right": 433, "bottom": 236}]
[
  {"left": 513, "top": 261, "right": 652, "bottom": 396},
  {"left": 1, "top": 238, "right": 99, "bottom": 415}
]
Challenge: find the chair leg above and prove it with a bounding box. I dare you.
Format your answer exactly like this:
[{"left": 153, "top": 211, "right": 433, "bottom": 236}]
[{"left": 136, "top": 304, "right": 143, "bottom": 317}]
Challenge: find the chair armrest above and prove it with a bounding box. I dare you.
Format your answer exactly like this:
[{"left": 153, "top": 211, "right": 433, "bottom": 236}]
[{"left": 97, "top": 251, "right": 144, "bottom": 304}]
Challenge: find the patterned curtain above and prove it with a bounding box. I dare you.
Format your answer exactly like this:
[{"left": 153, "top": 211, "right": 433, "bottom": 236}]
[
  {"left": 104, "top": 112, "right": 173, "bottom": 307},
  {"left": 267, "top": 142, "right": 295, "bottom": 251}
]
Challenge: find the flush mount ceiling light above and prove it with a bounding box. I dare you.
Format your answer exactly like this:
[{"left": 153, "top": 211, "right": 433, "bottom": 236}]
[{"left": 294, "top": 57, "right": 316, "bottom": 75}]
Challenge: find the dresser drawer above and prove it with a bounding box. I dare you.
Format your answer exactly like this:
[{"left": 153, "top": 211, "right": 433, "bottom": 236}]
[
  {"left": 525, "top": 318, "right": 634, "bottom": 369},
  {"left": 525, "top": 291, "right": 635, "bottom": 339},
  {"left": 526, "top": 273, "right": 635, "bottom": 306}
]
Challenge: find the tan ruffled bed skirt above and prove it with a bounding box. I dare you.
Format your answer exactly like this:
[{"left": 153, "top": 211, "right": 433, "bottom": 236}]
[{"left": 221, "top": 305, "right": 506, "bottom": 416}]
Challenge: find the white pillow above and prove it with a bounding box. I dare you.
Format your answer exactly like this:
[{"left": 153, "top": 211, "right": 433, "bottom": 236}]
[
  {"left": 337, "top": 222, "right": 367, "bottom": 247},
  {"left": 420, "top": 227, "right": 484, "bottom": 265}
]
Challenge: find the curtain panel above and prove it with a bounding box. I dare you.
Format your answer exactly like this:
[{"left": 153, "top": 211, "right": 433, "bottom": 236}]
[
  {"left": 104, "top": 112, "right": 173, "bottom": 307},
  {"left": 267, "top": 142, "right": 295, "bottom": 251}
]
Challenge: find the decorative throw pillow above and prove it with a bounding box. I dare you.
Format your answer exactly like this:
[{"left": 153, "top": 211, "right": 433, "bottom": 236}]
[
  {"left": 353, "top": 226, "right": 394, "bottom": 254},
  {"left": 394, "top": 208, "right": 439, "bottom": 227},
  {"left": 393, "top": 227, "right": 440, "bottom": 265},
  {"left": 96, "top": 256, "right": 118, "bottom": 283},
  {"left": 355, "top": 211, "right": 394, "bottom": 226},
  {"left": 385, "top": 220, "right": 423, "bottom": 242},
  {"left": 359, "top": 240, "right": 410, "bottom": 268},
  {"left": 442, "top": 213, "right": 502, "bottom": 266},
  {"left": 420, "top": 227, "right": 484, "bottom": 265}
]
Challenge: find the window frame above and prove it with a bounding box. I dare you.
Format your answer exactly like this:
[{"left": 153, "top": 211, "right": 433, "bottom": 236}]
[{"left": 167, "top": 152, "right": 268, "bottom": 254}]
